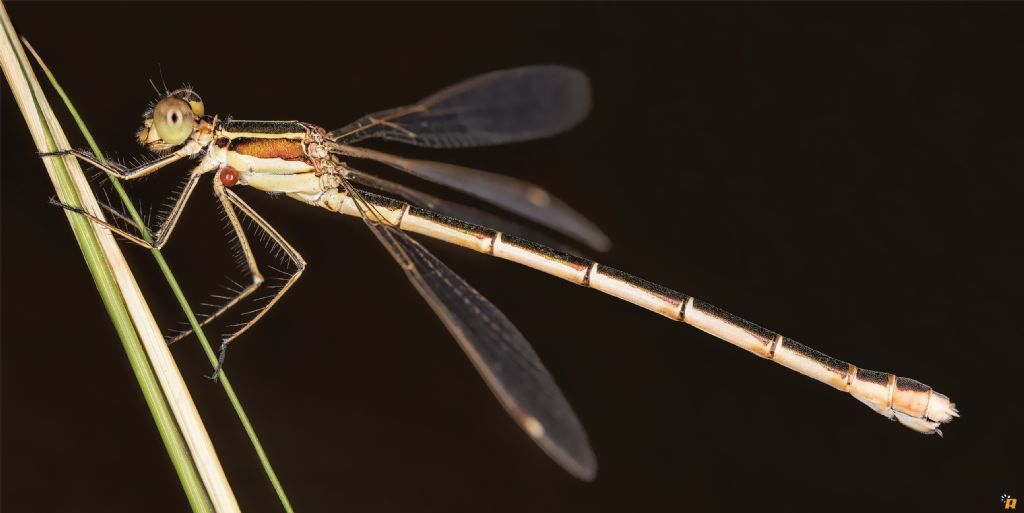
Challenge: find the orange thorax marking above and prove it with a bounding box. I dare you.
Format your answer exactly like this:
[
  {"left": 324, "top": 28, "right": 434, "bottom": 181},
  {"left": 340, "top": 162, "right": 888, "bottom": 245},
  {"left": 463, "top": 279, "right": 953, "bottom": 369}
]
[{"left": 231, "top": 138, "right": 307, "bottom": 161}]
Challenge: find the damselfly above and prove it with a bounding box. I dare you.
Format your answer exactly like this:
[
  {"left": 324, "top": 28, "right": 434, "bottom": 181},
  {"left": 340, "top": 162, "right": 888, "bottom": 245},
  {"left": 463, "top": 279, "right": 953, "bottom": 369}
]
[{"left": 45, "top": 65, "right": 958, "bottom": 481}]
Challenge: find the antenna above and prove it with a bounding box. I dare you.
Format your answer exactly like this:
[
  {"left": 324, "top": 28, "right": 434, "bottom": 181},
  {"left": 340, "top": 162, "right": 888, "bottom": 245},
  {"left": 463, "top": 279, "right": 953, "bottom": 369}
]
[{"left": 157, "top": 63, "right": 169, "bottom": 95}]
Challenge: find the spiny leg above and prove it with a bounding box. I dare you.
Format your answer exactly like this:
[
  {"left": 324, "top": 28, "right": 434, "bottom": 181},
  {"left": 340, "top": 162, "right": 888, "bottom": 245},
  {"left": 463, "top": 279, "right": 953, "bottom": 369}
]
[
  {"left": 194, "top": 181, "right": 306, "bottom": 378},
  {"left": 218, "top": 186, "right": 306, "bottom": 344},
  {"left": 166, "top": 177, "right": 265, "bottom": 345},
  {"left": 40, "top": 148, "right": 186, "bottom": 180},
  {"left": 42, "top": 148, "right": 181, "bottom": 244},
  {"left": 96, "top": 200, "right": 144, "bottom": 230},
  {"left": 51, "top": 162, "right": 215, "bottom": 250}
]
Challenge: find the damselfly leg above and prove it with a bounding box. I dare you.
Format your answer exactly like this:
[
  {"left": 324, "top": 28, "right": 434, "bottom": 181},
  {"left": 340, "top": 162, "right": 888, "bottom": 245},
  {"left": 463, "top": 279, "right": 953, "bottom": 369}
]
[
  {"left": 194, "top": 180, "right": 306, "bottom": 378},
  {"left": 44, "top": 149, "right": 216, "bottom": 250},
  {"left": 44, "top": 152, "right": 305, "bottom": 362},
  {"left": 206, "top": 182, "right": 306, "bottom": 347}
]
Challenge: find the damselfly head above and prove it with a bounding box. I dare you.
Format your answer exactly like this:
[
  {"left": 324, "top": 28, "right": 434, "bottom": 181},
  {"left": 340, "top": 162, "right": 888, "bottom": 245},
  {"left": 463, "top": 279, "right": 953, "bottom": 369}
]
[{"left": 137, "top": 88, "right": 205, "bottom": 152}]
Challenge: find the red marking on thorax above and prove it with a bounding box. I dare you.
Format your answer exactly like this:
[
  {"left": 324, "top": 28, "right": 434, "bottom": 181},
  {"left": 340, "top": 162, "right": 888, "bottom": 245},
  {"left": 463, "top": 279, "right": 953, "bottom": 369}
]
[{"left": 220, "top": 167, "right": 240, "bottom": 187}]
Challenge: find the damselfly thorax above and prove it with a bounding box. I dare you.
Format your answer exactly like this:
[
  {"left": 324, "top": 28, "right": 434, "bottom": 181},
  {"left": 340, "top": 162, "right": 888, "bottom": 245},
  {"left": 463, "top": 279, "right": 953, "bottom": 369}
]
[
  {"left": 203, "top": 121, "right": 341, "bottom": 206},
  {"left": 47, "top": 66, "right": 958, "bottom": 481}
]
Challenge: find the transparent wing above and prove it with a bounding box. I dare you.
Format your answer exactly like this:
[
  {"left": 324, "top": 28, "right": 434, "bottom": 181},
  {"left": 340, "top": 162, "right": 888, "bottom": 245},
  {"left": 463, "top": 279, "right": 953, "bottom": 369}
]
[
  {"left": 352, "top": 189, "right": 596, "bottom": 480},
  {"left": 333, "top": 144, "right": 611, "bottom": 252},
  {"left": 343, "top": 166, "right": 581, "bottom": 253},
  {"left": 327, "top": 65, "right": 591, "bottom": 148}
]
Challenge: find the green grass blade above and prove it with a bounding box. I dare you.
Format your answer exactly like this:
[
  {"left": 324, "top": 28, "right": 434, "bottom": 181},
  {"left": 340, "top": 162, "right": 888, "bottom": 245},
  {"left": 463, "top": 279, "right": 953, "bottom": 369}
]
[
  {"left": 23, "top": 33, "right": 295, "bottom": 513},
  {"left": 0, "top": 5, "right": 214, "bottom": 513}
]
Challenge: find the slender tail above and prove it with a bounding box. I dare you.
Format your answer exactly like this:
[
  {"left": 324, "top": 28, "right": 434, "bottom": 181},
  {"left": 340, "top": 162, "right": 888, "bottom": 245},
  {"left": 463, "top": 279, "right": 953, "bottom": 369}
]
[{"left": 323, "top": 188, "right": 959, "bottom": 434}]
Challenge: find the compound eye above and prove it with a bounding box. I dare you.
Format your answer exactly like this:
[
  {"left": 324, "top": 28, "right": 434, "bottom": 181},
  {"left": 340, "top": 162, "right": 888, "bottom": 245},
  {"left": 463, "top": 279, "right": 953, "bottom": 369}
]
[{"left": 152, "top": 98, "right": 195, "bottom": 145}]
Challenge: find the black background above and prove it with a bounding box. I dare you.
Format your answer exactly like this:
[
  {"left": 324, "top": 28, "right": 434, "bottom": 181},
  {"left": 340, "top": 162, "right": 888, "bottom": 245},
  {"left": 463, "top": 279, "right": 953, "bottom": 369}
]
[{"left": 3, "top": 3, "right": 1022, "bottom": 513}]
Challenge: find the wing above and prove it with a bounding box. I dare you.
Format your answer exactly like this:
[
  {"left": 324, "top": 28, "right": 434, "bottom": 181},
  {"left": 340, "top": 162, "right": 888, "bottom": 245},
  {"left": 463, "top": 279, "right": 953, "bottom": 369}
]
[
  {"left": 327, "top": 65, "right": 591, "bottom": 147},
  {"left": 333, "top": 144, "right": 611, "bottom": 252},
  {"left": 353, "top": 190, "right": 596, "bottom": 480},
  {"left": 343, "top": 165, "right": 582, "bottom": 253}
]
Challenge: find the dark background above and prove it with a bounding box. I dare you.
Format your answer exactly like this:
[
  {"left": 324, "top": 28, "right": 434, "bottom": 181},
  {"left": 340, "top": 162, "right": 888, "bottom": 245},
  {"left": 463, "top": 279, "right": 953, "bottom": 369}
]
[{"left": 3, "top": 3, "right": 1022, "bottom": 512}]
